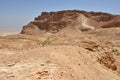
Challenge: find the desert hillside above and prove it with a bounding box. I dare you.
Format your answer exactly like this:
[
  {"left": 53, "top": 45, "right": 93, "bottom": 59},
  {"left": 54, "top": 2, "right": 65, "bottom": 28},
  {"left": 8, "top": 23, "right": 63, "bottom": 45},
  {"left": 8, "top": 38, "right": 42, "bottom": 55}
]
[
  {"left": 21, "top": 10, "right": 120, "bottom": 35},
  {"left": 0, "top": 10, "right": 120, "bottom": 80}
]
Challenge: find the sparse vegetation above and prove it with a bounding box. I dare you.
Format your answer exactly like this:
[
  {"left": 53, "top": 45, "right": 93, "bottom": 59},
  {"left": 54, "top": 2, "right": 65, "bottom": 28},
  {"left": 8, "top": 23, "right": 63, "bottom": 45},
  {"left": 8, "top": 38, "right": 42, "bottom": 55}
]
[
  {"left": 41, "top": 36, "right": 51, "bottom": 47},
  {"left": 111, "top": 49, "right": 120, "bottom": 56}
]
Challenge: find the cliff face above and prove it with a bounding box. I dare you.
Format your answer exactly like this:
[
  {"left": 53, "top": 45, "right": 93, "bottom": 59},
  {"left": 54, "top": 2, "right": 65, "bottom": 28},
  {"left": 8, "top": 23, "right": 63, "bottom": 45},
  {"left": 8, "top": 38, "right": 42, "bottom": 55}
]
[{"left": 21, "top": 10, "right": 120, "bottom": 35}]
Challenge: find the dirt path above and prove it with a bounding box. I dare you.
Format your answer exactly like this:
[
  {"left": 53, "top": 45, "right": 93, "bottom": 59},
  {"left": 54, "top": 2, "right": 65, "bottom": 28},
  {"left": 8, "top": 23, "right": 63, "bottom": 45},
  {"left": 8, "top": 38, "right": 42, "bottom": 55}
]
[{"left": 81, "top": 14, "right": 94, "bottom": 30}]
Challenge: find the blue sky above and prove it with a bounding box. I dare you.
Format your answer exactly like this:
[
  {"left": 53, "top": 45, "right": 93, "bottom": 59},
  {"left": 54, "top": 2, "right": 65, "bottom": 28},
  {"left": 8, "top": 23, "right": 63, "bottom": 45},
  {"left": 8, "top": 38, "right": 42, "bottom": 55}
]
[{"left": 0, "top": 0, "right": 120, "bottom": 32}]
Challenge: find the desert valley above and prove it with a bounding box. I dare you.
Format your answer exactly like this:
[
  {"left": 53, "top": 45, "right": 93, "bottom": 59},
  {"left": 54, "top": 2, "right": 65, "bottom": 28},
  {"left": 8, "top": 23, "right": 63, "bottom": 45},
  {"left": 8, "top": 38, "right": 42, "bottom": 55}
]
[{"left": 0, "top": 10, "right": 120, "bottom": 80}]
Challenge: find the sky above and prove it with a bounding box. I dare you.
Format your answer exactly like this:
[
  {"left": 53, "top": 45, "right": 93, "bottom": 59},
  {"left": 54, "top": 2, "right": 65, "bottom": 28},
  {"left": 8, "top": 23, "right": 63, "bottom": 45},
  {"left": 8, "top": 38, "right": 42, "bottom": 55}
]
[{"left": 0, "top": 0, "right": 120, "bottom": 33}]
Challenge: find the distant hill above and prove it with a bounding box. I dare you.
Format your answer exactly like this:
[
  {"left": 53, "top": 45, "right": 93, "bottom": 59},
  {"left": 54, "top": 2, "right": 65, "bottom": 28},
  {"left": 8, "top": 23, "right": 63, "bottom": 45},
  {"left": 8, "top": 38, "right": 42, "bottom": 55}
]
[{"left": 21, "top": 10, "right": 120, "bottom": 35}]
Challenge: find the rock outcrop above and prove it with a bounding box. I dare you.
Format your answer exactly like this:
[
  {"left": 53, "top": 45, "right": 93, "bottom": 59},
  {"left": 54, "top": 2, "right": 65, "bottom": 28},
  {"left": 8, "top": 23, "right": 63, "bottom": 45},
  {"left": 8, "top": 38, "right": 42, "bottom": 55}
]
[
  {"left": 21, "top": 10, "right": 120, "bottom": 35},
  {"left": 21, "top": 23, "right": 41, "bottom": 35}
]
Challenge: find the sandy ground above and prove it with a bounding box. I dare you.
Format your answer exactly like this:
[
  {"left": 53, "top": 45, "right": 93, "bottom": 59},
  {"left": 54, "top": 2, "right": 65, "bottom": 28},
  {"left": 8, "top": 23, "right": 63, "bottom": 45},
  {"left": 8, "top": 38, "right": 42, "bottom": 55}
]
[{"left": 0, "top": 27, "right": 120, "bottom": 80}]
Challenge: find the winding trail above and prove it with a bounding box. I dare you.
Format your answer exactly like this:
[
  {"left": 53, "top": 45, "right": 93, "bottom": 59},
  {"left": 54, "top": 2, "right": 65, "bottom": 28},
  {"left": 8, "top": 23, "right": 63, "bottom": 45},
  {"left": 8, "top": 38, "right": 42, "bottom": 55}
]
[{"left": 81, "top": 14, "right": 95, "bottom": 30}]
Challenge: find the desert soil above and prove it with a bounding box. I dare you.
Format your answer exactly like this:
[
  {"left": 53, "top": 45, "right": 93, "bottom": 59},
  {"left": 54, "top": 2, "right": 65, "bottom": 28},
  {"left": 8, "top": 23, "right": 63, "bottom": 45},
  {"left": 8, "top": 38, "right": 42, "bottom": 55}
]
[{"left": 0, "top": 27, "right": 120, "bottom": 80}]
